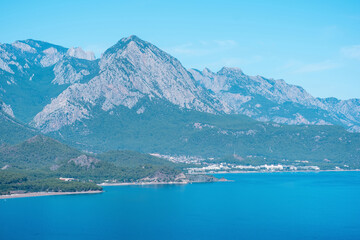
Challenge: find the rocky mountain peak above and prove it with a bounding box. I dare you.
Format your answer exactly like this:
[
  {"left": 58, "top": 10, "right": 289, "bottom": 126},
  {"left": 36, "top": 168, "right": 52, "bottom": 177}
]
[
  {"left": 202, "top": 67, "right": 215, "bottom": 76},
  {"left": 1, "top": 37, "right": 359, "bottom": 133},
  {"left": 32, "top": 36, "right": 221, "bottom": 132},
  {"left": 217, "top": 67, "right": 244, "bottom": 76},
  {"left": 102, "top": 35, "right": 149, "bottom": 57},
  {"left": 22, "top": 39, "right": 67, "bottom": 53},
  {"left": 122, "top": 35, "right": 144, "bottom": 44},
  {"left": 11, "top": 41, "right": 37, "bottom": 53},
  {"left": 67, "top": 47, "right": 95, "bottom": 60}
]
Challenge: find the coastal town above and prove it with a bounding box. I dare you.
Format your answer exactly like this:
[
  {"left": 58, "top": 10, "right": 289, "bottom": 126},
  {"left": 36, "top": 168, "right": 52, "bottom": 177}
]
[{"left": 149, "top": 153, "right": 353, "bottom": 174}]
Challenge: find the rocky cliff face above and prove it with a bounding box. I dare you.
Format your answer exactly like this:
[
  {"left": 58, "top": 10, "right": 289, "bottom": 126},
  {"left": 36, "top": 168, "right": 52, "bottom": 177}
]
[
  {"left": 189, "top": 67, "right": 360, "bottom": 131},
  {"left": 318, "top": 98, "right": 360, "bottom": 132},
  {"left": 0, "top": 39, "right": 98, "bottom": 122},
  {"left": 67, "top": 47, "right": 95, "bottom": 61},
  {"left": 31, "top": 36, "right": 224, "bottom": 132},
  {"left": 0, "top": 36, "right": 359, "bottom": 133}
]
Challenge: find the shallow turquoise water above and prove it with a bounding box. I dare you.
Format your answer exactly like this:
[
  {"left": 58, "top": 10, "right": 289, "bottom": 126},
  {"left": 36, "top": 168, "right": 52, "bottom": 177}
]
[{"left": 1, "top": 172, "right": 360, "bottom": 240}]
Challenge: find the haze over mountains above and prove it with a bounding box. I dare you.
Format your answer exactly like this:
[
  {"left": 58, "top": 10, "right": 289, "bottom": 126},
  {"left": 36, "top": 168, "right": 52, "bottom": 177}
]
[{"left": 1, "top": 35, "right": 359, "bottom": 135}]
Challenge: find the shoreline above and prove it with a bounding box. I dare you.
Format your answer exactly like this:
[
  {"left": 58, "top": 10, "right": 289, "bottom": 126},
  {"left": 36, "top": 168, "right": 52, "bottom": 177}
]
[
  {"left": 0, "top": 190, "right": 103, "bottom": 199},
  {"left": 99, "top": 181, "right": 189, "bottom": 186},
  {"left": 200, "top": 169, "right": 360, "bottom": 174},
  {"left": 2, "top": 170, "right": 358, "bottom": 199},
  {"left": 99, "top": 179, "right": 233, "bottom": 187},
  {"left": 98, "top": 170, "right": 360, "bottom": 186}
]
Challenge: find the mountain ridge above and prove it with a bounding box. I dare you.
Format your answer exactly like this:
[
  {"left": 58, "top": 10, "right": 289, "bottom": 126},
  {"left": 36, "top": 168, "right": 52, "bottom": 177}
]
[
  {"left": 30, "top": 35, "right": 225, "bottom": 132},
  {"left": 189, "top": 67, "right": 360, "bottom": 132},
  {"left": 0, "top": 35, "right": 359, "bottom": 133}
]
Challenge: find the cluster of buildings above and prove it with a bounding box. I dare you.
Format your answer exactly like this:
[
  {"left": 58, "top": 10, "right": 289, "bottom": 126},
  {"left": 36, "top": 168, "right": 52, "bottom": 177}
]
[
  {"left": 149, "top": 153, "right": 352, "bottom": 174},
  {"left": 187, "top": 163, "right": 321, "bottom": 174},
  {"left": 150, "top": 153, "right": 206, "bottom": 165}
]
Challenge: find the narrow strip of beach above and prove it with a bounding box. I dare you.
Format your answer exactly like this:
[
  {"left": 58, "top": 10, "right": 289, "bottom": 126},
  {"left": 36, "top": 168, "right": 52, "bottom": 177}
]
[
  {"left": 205, "top": 169, "right": 360, "bottom": 174},
  {"left": 98, "top": 181, "right": 189, "bottom": 186},
  {"left": 0, "top": 190, "right": 103, "bottom": 199},
  {"left": 99, "top": 178, "right": 232, "bottom": 186}
]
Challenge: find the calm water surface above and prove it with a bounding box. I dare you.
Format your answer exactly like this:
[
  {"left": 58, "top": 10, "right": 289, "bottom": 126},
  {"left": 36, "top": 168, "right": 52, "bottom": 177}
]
[{"left": 1, "top": 172, "right": 360, "bottom": 240}]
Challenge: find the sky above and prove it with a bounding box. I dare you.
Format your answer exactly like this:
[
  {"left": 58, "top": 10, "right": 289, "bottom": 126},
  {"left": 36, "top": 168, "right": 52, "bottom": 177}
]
[{"left": 1, "top": 0, "right": 359, "bottom": 100}]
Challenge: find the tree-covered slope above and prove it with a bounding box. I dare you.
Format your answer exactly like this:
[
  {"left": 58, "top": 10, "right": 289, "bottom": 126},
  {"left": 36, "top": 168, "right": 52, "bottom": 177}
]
[
  {"left": 0, "top": 103, "right": 37, "bottom": 144},
  {"left": 96, "top": 150, "right": 178, "bottom": 168},
  {"left": 0, "top": 135, "right": 82, "bottom": 169},
  {"left": 0, "top": 171, "right": 102, "bottom": 195},
  {"left": 52, "top": 99, "right": 360, "bottom": 168},
  {"left": 0, "top": 134, "right": 193, "bottom": 187}
]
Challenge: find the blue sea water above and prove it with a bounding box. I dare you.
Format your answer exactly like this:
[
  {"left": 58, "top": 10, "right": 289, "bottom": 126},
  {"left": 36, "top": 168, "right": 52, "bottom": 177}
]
[{"left": 1, "top": 172, "right": 360, "bottom": 240}]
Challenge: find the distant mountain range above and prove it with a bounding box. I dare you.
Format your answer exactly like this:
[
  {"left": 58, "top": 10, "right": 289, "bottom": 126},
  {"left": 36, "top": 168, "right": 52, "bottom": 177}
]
[
  {"left": 1, "top": 36, "right": 360, "bottom": 169},
  {"left": 190, "top": 67, "right": 360, "bottom": 132},
  {"left": 1, "top": 35, "right": 359, "bottom": 134}
]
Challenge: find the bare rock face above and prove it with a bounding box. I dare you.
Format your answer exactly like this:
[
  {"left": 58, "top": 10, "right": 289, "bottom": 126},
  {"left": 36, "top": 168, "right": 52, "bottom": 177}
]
[
  {"left": 41, "top": 47, "right": 64, "bottom": 67},
  {"left": 1, "top": 36, "right": 360, "bottom": 133},
  {"left": 68, "top": 155, "right": 99, "bottom": 168},
  {"left": 189, "top": 67, "right": 326, "bottom": 108},
  {"left": 11, "top": 41, "right": 37, "bottom": 53},
  {"left": 100, "top": 36, "right": 211, "bottom": 110},
  {"left": 32, "top": 36, "right": 225, "bottom": 132},
  {"left": 52, "top": 60, "right": 91, "bottom": 85},
  {"left": 67, "top": 47, "right": 95, "bottom": 61},
  {"left": 0, "top": 39, "right": 98, "bottom": 121},
  {"left": 139, "top": 170, "right": 188, "bottom": 183},
  {"left": 0, "top": 101, "right": 14, "bottom": 118},
  {"left": 32, "top": 90, "right": 91, "bottom": 132},
  {"left": 1, "top": 164, "right": 10, "bottom": 170},
  {"left": 318, "top": 98, "right": 360, "bottom": 132},
  {"left": 189, "top": 67, "right": 360, "bottom": 131}
]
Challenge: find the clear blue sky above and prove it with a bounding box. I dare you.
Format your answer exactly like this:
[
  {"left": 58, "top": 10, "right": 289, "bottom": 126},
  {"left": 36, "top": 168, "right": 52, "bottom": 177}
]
[{"left": 1, "top": 0, "right": 359, "bottom": 99}]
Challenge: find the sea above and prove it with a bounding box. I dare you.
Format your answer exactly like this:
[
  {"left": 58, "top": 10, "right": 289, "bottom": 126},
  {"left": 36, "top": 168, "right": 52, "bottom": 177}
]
[{"left": 1, "top": 171, "right": 360, "bottom": 240}]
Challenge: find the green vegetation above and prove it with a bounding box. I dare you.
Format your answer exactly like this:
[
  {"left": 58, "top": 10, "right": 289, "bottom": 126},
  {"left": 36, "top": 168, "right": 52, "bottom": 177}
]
[
  {"left": 0, "top": 136, "right": 183, "bottom": 195},
  {"left": 1, "top": 59, "right": 99, "bottom": 123},
  {"left": 0, "top": 108, "right": 37, "bottom": 145},
  {"left": 2, "top": 99, "right": 360, "bottom": 195},
  {"left": 0, "top": 135, "right": 81, "bottom": 169},
  {"left": 96, "top": 150, "right": 179, "bottom": 168},
  {"left": 55, "top": 162, "right": 181, "bottom": 183},
  {"left": 1, "top": 67, "right": 69, "bottom": 123},
  {"left": 0, "top": 162, "right": 180, "bottom": 195},
  {"left": 55, "top": 100, "right": 360, "bottom": 168},
  {"left": 0, "top": 170, "right": 101, "bottom": 195}
]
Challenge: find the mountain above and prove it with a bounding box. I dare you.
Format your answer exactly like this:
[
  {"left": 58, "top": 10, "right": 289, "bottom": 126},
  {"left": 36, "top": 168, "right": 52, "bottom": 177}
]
[
  {"left": 0, "top": 39, "right": 99, "bottom": 122},
  {"left": 0, "top": 135, "right": 81, "bottom": 169},
  {"left": 318, "top": 97, "right": 360, "bottom": 132},
  {"left": 67, "top": 47, "right": 95, "bottom": 61},
  {"left": 1, "top": 36, "right": 359, "bottom": 134},
  {"left": 30, "top": 35, "right": 223, "bottom": 132},
  {"left": 0, "top": 36, "right": 360, "bottom": 167},
  {"left": 189, "top": 67, "right": 360, "bottom": 132}
]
